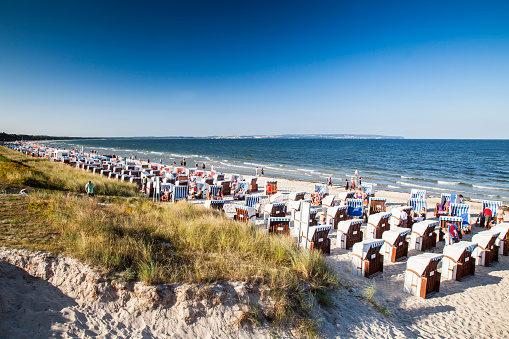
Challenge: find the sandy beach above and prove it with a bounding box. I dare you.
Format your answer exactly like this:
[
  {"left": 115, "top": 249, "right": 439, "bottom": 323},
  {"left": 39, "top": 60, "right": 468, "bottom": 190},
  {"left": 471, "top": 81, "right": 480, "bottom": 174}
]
[{"left": 1, "top": 157, "right": 508, "bottom": 338}]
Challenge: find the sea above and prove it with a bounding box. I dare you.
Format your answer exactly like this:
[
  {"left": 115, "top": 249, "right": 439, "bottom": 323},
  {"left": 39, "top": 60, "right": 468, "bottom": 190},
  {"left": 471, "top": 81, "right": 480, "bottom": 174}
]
[{"left": 43, "top": 138, "right": 509, "bottom": 204}]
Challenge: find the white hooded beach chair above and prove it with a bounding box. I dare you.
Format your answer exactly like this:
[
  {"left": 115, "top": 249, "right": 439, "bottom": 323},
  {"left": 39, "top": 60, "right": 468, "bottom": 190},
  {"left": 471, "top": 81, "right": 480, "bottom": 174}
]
[
  {"left": 172, "top": 185, "right": 188, "bottom": 202},
  {"left": 477, "top": 200, "right": 502, "bottom": 227},
  {"left": 367, "top": 197, "right": 386, "bottom": 217},
  {"left": 381, "top": 227, "right": 411, "bottom": 262},
  {"left": 351, "top": 240, "right": 385, "bottom": 278},
  {"left": 314, "top": 184, "right": 329, "bottom": 197},
  {"left": 336, "top": 192, "right": 354, "bottom": 205},
  {"left": 346, "top": 198, "right": 364, "bottom": 219},
  {"left": 410, "top": 189, "right": 427, "bottom": 200},
  {"left": 245, "top": 194, "right": 260, "bottom": 217},
  {"left": 326, "top": 205, "right": 349, "bottom": 229},
  {"left": 490, "top": 223, "right": 509, "bottom": 256},
  {"left": 439, "top": 215, "right": 463, "bottom": 243},
  {"left": 204, "top": 200, "right": 225, "bottom": 211},
  {"left": 410, "top": 220, "right": 439, "bottom": 251},
  {"left": 301, "top": 225, "right": 331, "bottom": 254},
  {"left": 367, "top": 212, "right": 392, "bottom": 239},
  {"left": 404, "top": 253, "right": 443, "bottom": 298},
  {"left": 442, "top": 241, "right": 477, "bottom": 281},
  {"left": 207, "top": 185, "right": 222, "bottom": 200},
  {"left": 471, "top": 231, "right": 500, "bottom": 266},
  {"left": 234, "top": 205, "right": 257, "bottom": 224},
  {"left": 434, "top": 193, "right": 458, "bottom": 217},
  {"left": 408, "top": 198, "right": 427, "bottom": 218},
  {"left": 391, "top": 206, "right": 413, "bottom": 228},
  {"left": 322, "top": 195, "right": 335, "bottom": 209},
  {"left": 264, "top": 202, "right": 286, "bottom": 221},
  {"left": 449, "top": 203, "right": 471, "bottom": 234},
  {"left": 268, "top": 217, "right": 291, "bottom": 236},
  {"left": 337, "top": 220, "right": 363, "bottom": 249},
  {"left": 360, "top": 184, "right": 375, "bottom": 197},
  {"left": 289, "top": 191, "right": 306, "bottom": 204}
]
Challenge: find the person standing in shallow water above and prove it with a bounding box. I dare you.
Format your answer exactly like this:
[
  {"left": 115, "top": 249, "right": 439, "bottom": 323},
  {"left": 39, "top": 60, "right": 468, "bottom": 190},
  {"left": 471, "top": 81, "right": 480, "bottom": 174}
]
[
  {"left": 345, "top": 179, "right": 349, "bottom": 191},
  {"left": 261, "top": 167, "right": 264, "bottom": 176}
]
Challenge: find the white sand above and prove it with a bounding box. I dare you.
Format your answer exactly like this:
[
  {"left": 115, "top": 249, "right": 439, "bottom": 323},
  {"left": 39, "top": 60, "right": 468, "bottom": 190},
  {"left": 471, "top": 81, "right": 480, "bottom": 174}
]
[{"left": 1, "top": 173, "right": 508, "bottom": 338}]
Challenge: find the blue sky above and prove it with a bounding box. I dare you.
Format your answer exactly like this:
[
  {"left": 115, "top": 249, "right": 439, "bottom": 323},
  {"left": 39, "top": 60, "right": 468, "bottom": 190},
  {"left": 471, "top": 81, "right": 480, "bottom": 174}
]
[{"left": 1, "top": 0, "right": 508, "bottom": 138}]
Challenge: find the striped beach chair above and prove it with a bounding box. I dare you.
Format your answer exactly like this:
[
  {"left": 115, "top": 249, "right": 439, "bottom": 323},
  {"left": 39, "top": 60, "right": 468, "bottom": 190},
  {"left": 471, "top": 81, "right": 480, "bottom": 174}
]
[
  {"left": 204, "top": 200, "right": 225, "bottom": 211},
  {"left": 309, "top": 210, "right": 318, "bottom": 226},
  {"left": 351, "top": 240, "right": 385, "bottom": 278},
  {"left": 404, "top": 253, "right": 443, "bottom": 298},
  {"left": 410, "top": 220, "right": 438, "bottom": 251},
  {"left": 367, "top": 197, "right": 386, "bottom": 216},
  {"left": 434, "top": 193, "right": 455, "bottom": 217},
  {"left": 337, "top": 220, "right": 363, "bottom": 249},
  {"left": 391, "top": 206, "right": 414, "bottom": 228},
  {"left": 207, "top": 185, "right": 222, "bottom": 200},
  {"left": 346, "top": 198, "right": 364, "bottom": 219},
  {"left": 477, "top": 200, "right": 503, "bottom": 227},
  {"left": 337, "top": 191, "right": 355, "bottom": 205},
  {"left": 360, "top": 184, "right": 375, "bottom": 197},
  {"left": 442, "top": 241, "right": 477, "bottom": 281},
  {"left": 172, "top": 185, "right": 188, "bottom": 202},
  {"left": 245, "top": 194, "right": 260, "bottom": 217},
  {"left": 450, "top": 203, "right": 471, "bottom": 234},
  {"left": 237, "top": 180, "right": 249, "bottom": 197},
  {"left": 381, "top": 227, "right": 411, "bottom": 263},
  {"left": 234, "top": 205, "right": 257, "bottom": 223},
  {"left": 410, "top": 189, "right": 427, "bottom": 200},
  {"left": 264, "top": 202, "right": 286, "bottom": 221},
  {"left": 408, "top": 198, "right": 427, "bottom": 222},
  {"left": 268, "top": 217, "right": 291, "bottom": 235},
  {"left": 301, "top": 225, "right": 331, "bottom": 254},
  {"left": 315, "top": 184, "right": 329, "bottom": 197},
  {"left": 471, "top": 231, "right": 500, "bottom": 266},
  {"left": 326, "top": 206, "right": 349, "bottom": 229},
  {"left": 439, "top": 215, "right": 463, "bottom": 242},
  {"left": 367, "top": 212, "right": 392, "bottom": 239}
]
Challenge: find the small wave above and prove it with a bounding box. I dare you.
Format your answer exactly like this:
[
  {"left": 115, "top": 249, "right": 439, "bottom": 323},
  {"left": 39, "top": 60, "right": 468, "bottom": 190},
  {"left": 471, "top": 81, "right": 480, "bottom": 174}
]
[
  {"left": 472, "top": 185, "right": 509, "bottom": 191},
  {"left": 437, "top": 181, "right": 460, "bottom": 185},
  {"left": 150, "top": 151, "right": 163, "bottom": 155},
  {"left": 388, "top": 185, "right": 400, "bottom": 189},
  {"left": 243, "top": 162, "right": 265, "bottom": 167},
  {"left": 401, "top": 176, "right": 418, "bottom": 180}
]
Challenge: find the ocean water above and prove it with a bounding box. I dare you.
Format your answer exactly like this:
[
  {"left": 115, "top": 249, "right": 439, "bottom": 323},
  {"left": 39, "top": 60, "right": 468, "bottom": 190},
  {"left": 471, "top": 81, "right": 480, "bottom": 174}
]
[{"left": 44, "top": 138, "right": 509, "bottom": 203}]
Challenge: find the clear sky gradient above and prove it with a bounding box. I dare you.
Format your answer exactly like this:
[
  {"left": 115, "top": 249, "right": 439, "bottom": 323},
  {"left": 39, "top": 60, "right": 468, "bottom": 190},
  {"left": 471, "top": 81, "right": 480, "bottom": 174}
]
[{"left": 1, "top": 1, "right": 508, "bottom": 138}]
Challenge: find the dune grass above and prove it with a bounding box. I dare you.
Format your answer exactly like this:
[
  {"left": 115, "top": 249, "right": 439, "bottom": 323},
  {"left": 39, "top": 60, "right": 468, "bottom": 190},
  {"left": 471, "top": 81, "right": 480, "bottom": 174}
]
[{"left": 0, "top": 146, "right": 338, "bottom": 333}]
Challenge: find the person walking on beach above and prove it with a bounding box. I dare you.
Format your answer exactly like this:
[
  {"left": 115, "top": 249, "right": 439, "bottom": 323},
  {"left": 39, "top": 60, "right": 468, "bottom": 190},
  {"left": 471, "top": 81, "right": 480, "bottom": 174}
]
[
  {"left": 350, "top": 178, "right": 356, "bottom": 190},
  {"left": 345, "top": 179, "right": 349, "bottom": 191},
  {"left": 183, "top": 158, "right": 186, "bottom": 167},
  {"left": 202, "top": 163, "right": 206, "bottom": 170},
  {"left": 255, "top": 167, "right": 259, "bottom": 176},
  {"left": 327, "top": 175, "right": 332, "bottom": 186},
  {"left": 359, "top": 176, "right": 362, "bottom": 186},
  {"left": 355, "top": 169, "right": 358, "bottom": 179},
  {"left": 261, "top": 167, "right": 264, "bottom": 176},
  {"left": 85, "top": 181, "right": 95, "bottom": 197}
]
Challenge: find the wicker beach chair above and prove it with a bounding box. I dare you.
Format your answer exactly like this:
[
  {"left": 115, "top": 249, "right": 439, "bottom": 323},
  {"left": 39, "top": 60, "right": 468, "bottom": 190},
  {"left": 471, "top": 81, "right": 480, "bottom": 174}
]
[
  {"left": 367, "top": 197, "right": 386, "bottom": 217},
  {"left": 442, "top": 241, "right": 477, "bottom": 281},
  {"left": 322, "top": 195, "right": 335, "bottom": 209},
  {"left": 337, "top": 220, "right": 363, "bottom": 249},
  {"left": 289, "top": 192, "right": 306, "bottom": 204},
  {"left": 491, "top": 223, "right": 509, "bottom": 256},
  {"left": 367, "top": 212, "right": 392, "bottom": 239},
  {"left": 381, "top": 227, "right": 411, "bottom": 263},
  {"left": 391, "top": 206, "right": 413, "bottom": 228},
  {"left": 204, "top": 200, "right": 225, "bottom": 212},
  {"left": 471, "top": 231, "right": 500, "bottom": 266},
  {"left": 410, "top": 220, "right": 438, "bottom": 251},
  {"left": 172, "top": 185, "right": 188, "bottom": 202},
  {"left": 315, "top": 184, "right": 329, "bottom": 197},
  {"left": 434, "top": 193, "right": 457, "bottom": 217},
  {"left": 266, "top": 180, "right": 277, "bottom": 194},
  {"left": 346, "top": 198, "right": 364, "bottom": 219},
  {"left": 408, "top": 198, "right": 427, "bottom": 219},
  {"left": 439, "top": 216, "right": 463, "bottom": 242},
  {"left": 234, "top": 205, "right": 257, "bottom": 223},
  {"left": 450, "top": 203, "right": 471, "bottom": 234},
  {"left": 326, "top": 206, "right": 349, "bottom": 229},
  {"left": 249, "top": 177, "right": 258, "bottom": 192},
  {"left": 404, "top": 253, "right": 443, "bottom": 298},
  {"left": 410, "top": 189, "right": 427, "bottom": 200},
  {"left": 219, "top": 181, "right": 231, "bottom": 196},
  {"left": 268, "top": 217, "right": 291, "bottom": 236},
  {"left": 336, "top": 192, "right": 355, "bottom": 205},
  {"left": 351, "top": 240, "right": 385, "bottom": 278},
  {"left": 301, "top": 225, "right": 331, "bottom": 254},
  {"left": 207, "top": 185, "right": 222, "bottom": 200},
  {"left": 360, "top": 184, "right": 375, "bottom": 197},
  {"left": 264, "top": 202, "right": 286, "bottom": 221},
  {"left": 476, "top": 200, "right": 502, "bottom": 227},
  {"left": 245, "top": 194, "right": 260, "bottom": 217}
]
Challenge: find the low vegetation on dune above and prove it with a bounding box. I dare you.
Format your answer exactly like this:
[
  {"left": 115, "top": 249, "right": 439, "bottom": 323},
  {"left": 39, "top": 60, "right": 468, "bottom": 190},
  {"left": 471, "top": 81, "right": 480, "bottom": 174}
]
[{"left": 0, "top": 146, "right": 338, "bottom": 336}]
